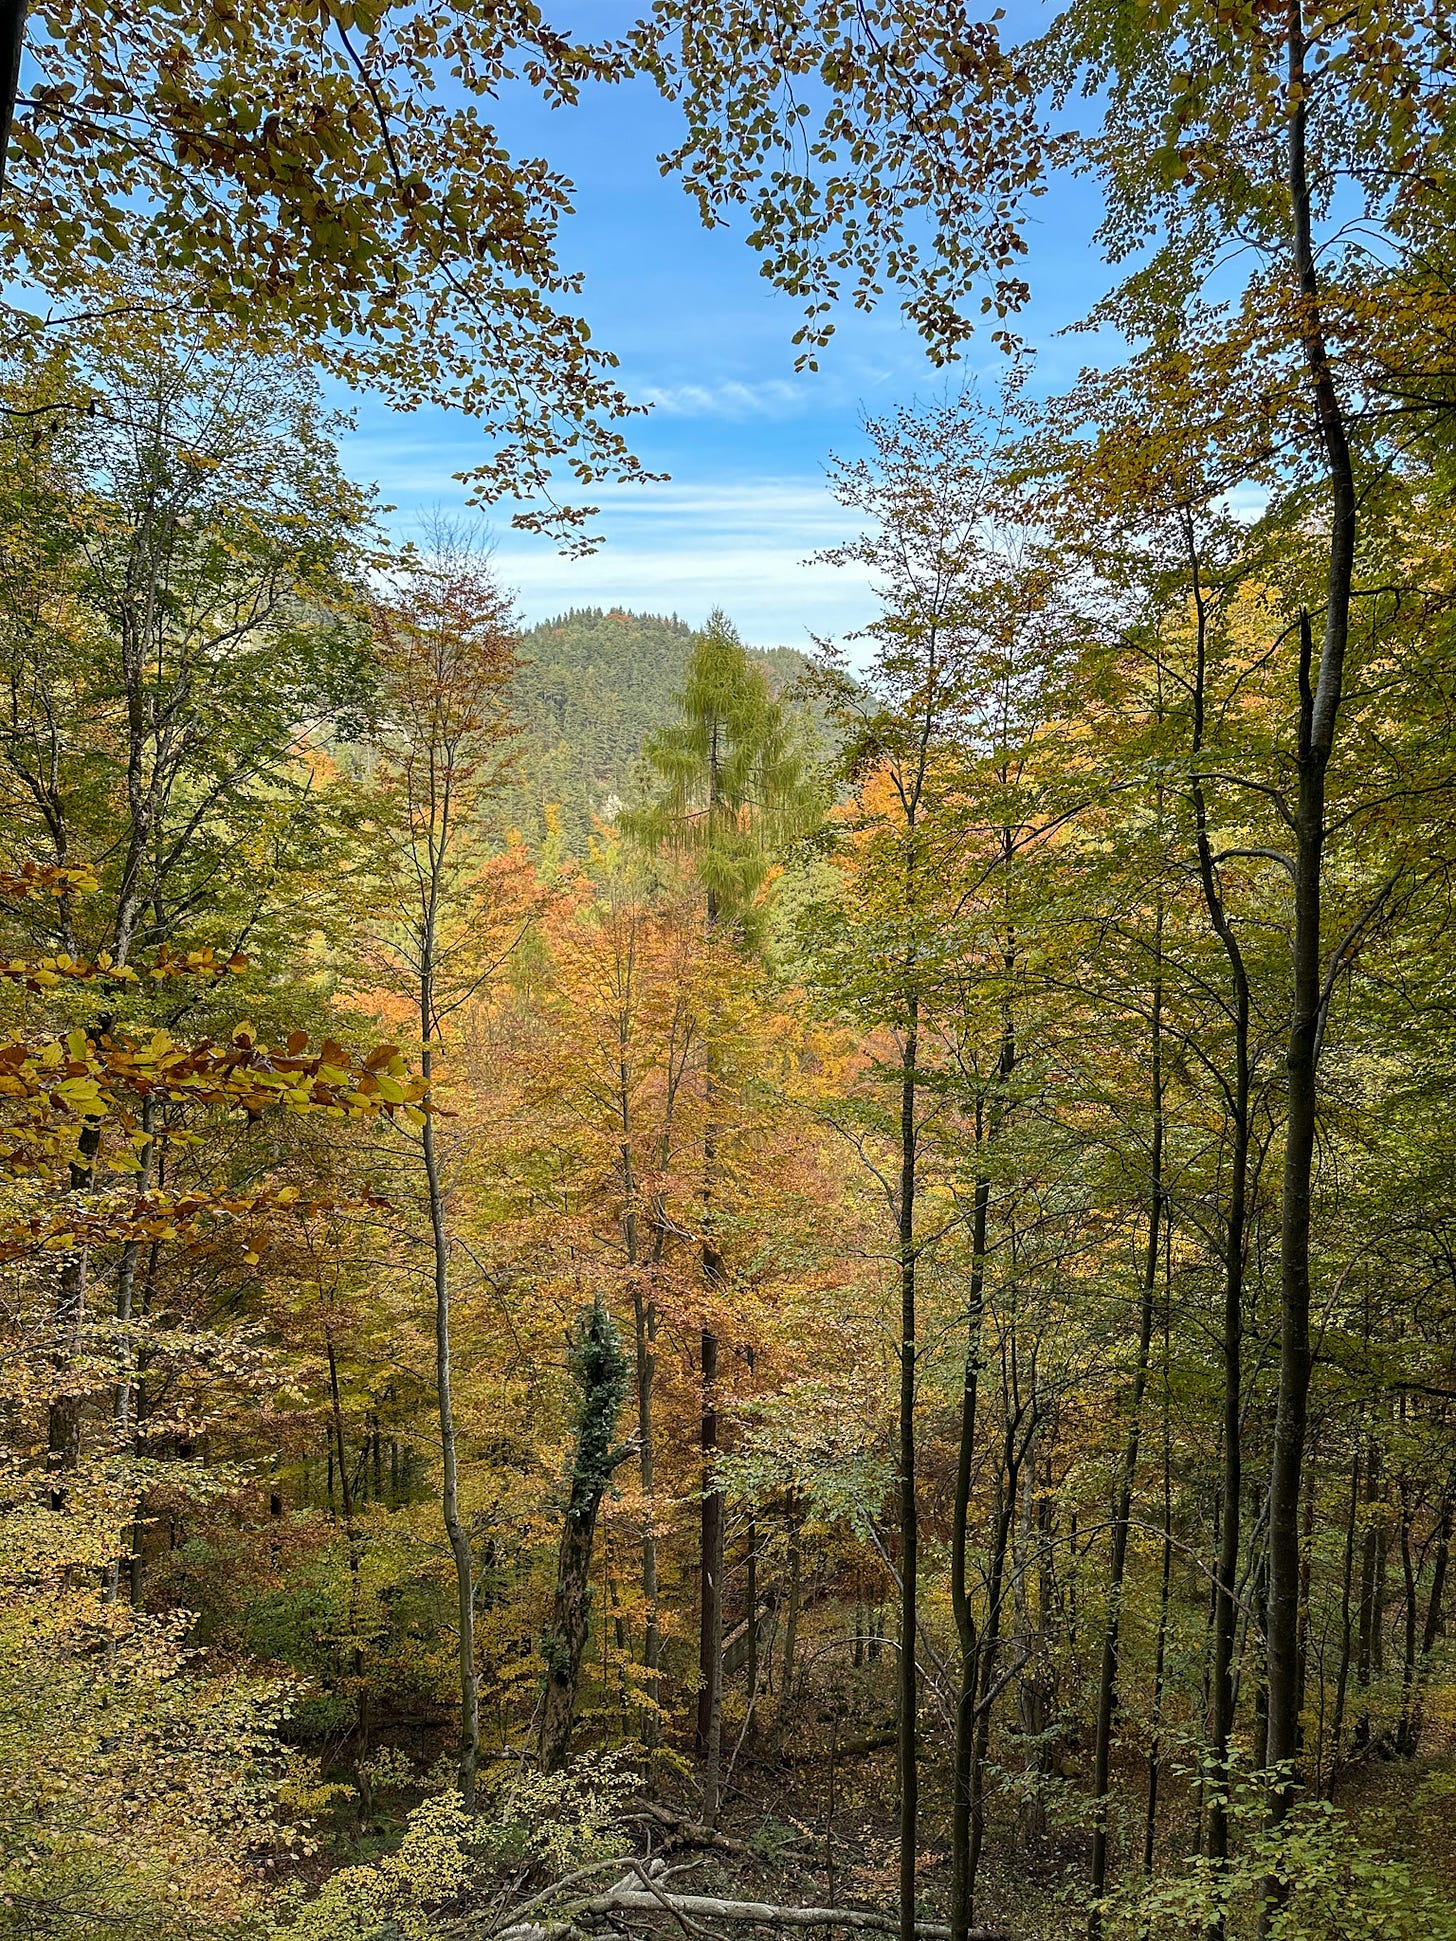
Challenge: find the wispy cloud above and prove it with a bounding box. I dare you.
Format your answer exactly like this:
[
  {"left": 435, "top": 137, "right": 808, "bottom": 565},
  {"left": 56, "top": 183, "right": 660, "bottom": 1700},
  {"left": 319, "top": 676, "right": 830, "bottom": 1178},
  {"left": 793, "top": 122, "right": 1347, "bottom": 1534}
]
[
  {"left": 637, "top": 377, "right": 809, "bottom": 420},
  {"left": 497, "top": 552, "right": 873, "bottom": 650},
  {"left": 487, "top": 477, "right": 875, "bottom": 646},
  {"left": 337, "top": 398, "right": 881, "bottom": 646}
]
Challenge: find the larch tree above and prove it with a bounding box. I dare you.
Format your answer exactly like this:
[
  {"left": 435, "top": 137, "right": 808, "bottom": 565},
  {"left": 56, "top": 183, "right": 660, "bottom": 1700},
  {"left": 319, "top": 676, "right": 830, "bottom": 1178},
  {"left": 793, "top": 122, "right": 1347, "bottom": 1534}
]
[{"left": 624, "top": 608, "right": 819, "bottom": 1824}]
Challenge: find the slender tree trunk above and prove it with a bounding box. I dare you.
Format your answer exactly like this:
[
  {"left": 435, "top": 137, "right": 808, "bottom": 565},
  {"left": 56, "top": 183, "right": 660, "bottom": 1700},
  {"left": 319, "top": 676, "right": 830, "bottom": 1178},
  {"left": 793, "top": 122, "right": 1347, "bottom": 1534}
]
[
  {"left": 1422, "top": 1475, "right": 1453, "bottom": 1657},
  {"left": 633, "top": 1288, "right": 661, "bottom": 1736},
  {"left": 897, "top": 986, "right": 919, "bottom": 1941},
  {"left": 1206, "top": 1068, "right": 1249, "bottom": 1908},
  {"left": 1395, "top": 1477, "right": 1418, "bottom": 1755},
  {"left": 1296, "top": 1440, "right": 1317, "bottom": 1749},
  {"left": 953, "top": 941, "right": 1014, "bottom": 1941},
  {"left": 699, "top": 1317, "right": 725, "bottom": 1820},
  {"left": 783, "top": 1498, "right": 803, "bottom": 1703},
  {"left": 1193, "top": 1465, "right": 1221, "bottom": 1860},
  {"left": 1325, "top": 1446, "right": 1361, "bottom": 1795},
  {"left": 1183, "top": 510, "right": 1253, "bottom": 1915},
  {"left": 1145, "top": 1379, "right": 1174, "bottom": 1875},
  {"left": 1355, "top": 1433, "right": 1382, "bottom": 1749},
  {"left": 326, "top": 1320, "right": 371, "bottom": 1806},
  {"left": 105, "top": 1103, "right": 157, "bottom": 1602},
  {"left": 619, "top": 1006, "right": 662, "bottom": 1745},
  {"left": 1088, "top": 944, "right": 1163, "bottom": 1938},
  {"left": 967, "top": 1438, "right": 1022, "bottom": 1918},
  {"left": 698, "top": 762, "right": 726, "bottom": 1817},
  {"left": 1405, "top": 1469, "right": 1453, "bottom": 1755},
  {"left": 422, "top": 1015, "right": 479, "bottom": 1808},
  {"left": 951, "top": 1162, "right": 990, "bottom": 1941},
  {"left": 1265, "top": 4, "right": 1358, "bottom": 1881},
  {"left": 746, "top": 1524, "right": 760, "bottom": 1707}
]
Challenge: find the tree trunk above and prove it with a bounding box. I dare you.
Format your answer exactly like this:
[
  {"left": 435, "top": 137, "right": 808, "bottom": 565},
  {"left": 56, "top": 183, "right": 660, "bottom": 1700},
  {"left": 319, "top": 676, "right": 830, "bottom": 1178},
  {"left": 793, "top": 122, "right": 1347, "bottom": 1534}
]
[
  {"left": 698, "top": 1318, "right": 725, "bottom": 1818},
  {"left": 746, "top": 1513, "right": 760, "bottom": 1704},
  {"left": 897, "top": 989, "right": 919, "bottom": 1941},
  {"left": 1325, "top": 1446, "right": 1361, "bottom": 1795},
  {"left": 1405, "top": 1468, "right": 1454, "bottom": 1755},
  {"left": 620, "top": 1015, "right": 662, "bottom": 1746},
  {"left": 422, "top": 1020, "right": 479, "bottom": 1808},
  {"left": 1088, "top": 946, "right": 1163, "bottom": 1938},
  {"left": 967, "top": 1451, "right": 1021, "bottom": 1917},
  {"left": 1182, "top": 507, "right": 1253, "bottom": 1911},
  {"left": 540, "top": 1300, "right": 630, "bottom": 1774},
  {"left": 1265, "top": 1, "right": 1358, "bottom": 1876},
  {"left": 698, "top": 813, "right": 726, "bottom": 1817},
  {"left": 633, "top": 1287, "right": 661, "bottom": 1738},
  {"left": 1296, "top": 1439, "right": 1317, "bottom": 1748},
  {"left": 1395, "top": 1478, "right": 1418, "bottom": 1756},
  {"left": 105, "top": 1103, "right": 158, "bottom": 1602},
  {"left": 953, "top": 950, "right": 1014, "bottom": 1941},
  {"left": 326, "top": 1321, "right": 371, "bottom": 1803},
  {"left": 1354, "top": 1433, "right": 1382, "bottom": 1750},
  {"left": 1144, "top": 1381, "right": 1174, "bottom": 1875},
  {"left": 783, "top": 1498, "right": 803, "bottom": 1703},
  {"left": 950, "top": 1156, "right": 990, "bottom": 1941}
]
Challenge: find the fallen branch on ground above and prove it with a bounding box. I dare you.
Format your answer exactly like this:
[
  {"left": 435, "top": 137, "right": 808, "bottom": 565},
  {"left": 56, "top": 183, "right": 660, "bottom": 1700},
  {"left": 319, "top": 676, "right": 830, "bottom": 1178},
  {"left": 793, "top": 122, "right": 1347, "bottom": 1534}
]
[
  {"left": 492, "top": 1861, "right": 1012, "bottom": 1941},
  {"left": 627, "top": 1798, "right": 761, "bottom": 1858}
]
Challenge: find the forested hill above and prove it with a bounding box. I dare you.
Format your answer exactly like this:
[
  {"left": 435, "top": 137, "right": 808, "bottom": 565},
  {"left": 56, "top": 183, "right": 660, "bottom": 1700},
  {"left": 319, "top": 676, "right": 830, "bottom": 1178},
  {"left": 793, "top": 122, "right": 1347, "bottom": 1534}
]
[{"left": 507, "top": 607, "right": 811, "bottom": 852}]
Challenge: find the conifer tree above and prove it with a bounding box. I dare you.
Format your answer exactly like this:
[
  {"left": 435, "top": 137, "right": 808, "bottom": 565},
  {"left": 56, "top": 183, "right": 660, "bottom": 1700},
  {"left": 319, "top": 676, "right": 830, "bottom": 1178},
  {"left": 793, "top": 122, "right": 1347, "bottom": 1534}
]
[{"left": 625, "top": 608, "right": 819, "bottom": 1823}]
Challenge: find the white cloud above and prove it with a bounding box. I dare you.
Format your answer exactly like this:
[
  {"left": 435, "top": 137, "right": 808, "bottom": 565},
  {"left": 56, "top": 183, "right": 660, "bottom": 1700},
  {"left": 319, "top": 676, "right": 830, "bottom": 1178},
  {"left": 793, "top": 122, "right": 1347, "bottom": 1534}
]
[
  {"left": 448, "top": 477, "right": 872, "bottom": 645},
  {"left": 638, "top": 377, "right": 808, "bottom": 419},
  {"left": 494, "top": 537, "right": 875, "bottom": 648},
  {"left": 336, "top": 401, "right": 880, "bottom": 647}
]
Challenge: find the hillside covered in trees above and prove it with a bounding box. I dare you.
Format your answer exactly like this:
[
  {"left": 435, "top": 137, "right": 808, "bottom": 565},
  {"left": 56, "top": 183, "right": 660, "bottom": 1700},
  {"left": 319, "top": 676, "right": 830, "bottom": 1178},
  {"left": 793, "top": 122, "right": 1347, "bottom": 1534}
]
[
  {"left": 3, "top": 9, "right": 1456, "bottom": 1941},
  {"left": 508, "top": 610, "right": 810, "bottom": 853}
]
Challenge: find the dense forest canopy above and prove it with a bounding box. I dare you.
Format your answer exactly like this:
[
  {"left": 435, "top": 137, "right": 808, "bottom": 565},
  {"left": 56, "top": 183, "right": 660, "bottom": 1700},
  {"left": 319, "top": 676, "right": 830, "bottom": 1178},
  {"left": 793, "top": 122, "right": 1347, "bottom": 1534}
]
[{"left": 2, "top": 6, "right": 1456, "bottom": 1941}]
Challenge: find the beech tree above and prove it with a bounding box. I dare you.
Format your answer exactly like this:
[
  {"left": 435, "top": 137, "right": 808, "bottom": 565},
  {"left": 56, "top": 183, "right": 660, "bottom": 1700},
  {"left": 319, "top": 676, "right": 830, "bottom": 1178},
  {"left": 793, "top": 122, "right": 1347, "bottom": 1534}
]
[
  {"left": 366, "top": 540, "right": 520, "bottom": 1808},
  {"left": 0, "top": 2, "right": 649, "bottom": 531}
]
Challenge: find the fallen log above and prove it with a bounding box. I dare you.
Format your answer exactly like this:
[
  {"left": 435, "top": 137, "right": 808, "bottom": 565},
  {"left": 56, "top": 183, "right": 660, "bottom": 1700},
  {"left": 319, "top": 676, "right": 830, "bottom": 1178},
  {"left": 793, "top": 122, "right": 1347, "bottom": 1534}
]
[
  {"left": 489, "top": 1856, "right": 1012, "bottom": 1941},
  {"left": 582, "top": 1888, "right": 1008, "bottom": 1940}
]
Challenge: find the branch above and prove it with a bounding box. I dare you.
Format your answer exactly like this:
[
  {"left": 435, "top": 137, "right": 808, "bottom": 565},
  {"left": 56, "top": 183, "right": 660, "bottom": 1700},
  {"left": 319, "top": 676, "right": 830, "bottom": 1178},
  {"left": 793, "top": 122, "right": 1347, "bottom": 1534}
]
[{"left": 578, "top": 1883, "right": 1008, "bottom": 1941}]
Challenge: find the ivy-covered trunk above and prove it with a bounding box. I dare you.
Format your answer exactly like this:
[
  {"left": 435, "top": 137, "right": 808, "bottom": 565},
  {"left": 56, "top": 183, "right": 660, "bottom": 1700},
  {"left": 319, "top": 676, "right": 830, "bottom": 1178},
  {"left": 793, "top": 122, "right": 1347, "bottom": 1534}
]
[{"left": 540, "top": 1297, "right": 631, "bottom": 1774}]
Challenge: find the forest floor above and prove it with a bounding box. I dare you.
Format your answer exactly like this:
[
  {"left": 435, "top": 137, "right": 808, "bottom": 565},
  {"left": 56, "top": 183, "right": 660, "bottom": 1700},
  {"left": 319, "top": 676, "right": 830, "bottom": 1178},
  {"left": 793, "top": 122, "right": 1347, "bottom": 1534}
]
[{"left": 625, "top": 1732, "right": 1088, "bottom": 1941}]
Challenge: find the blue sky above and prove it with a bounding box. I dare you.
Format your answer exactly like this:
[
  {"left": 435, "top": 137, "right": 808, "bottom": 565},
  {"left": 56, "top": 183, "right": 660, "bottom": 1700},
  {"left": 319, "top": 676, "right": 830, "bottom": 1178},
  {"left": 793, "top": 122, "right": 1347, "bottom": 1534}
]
[{"left": 338, "top": 34, "right": 1113, "bottom": 652}]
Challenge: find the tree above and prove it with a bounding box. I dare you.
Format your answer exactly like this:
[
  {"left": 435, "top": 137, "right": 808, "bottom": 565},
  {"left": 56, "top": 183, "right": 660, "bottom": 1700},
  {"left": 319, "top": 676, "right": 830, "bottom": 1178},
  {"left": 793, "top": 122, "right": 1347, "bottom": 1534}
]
[
  {"left": 1, "top": 4, "right": 648, "bottom": 531},
  {"left": 539, "top": 1294, "right": 633, "bottom": 1772},
  {"left": 367, "top": 539, "right": 521, "bottom": 1809},
  {"left": 0, "top": 334, "right": 415, "bottom": 1532},
  {"left": 805, "top": 393, "right": 1072, "bottom": 1941},
  {"left": 625, "top": 608, "right": 819, "bottom": 1823}
]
